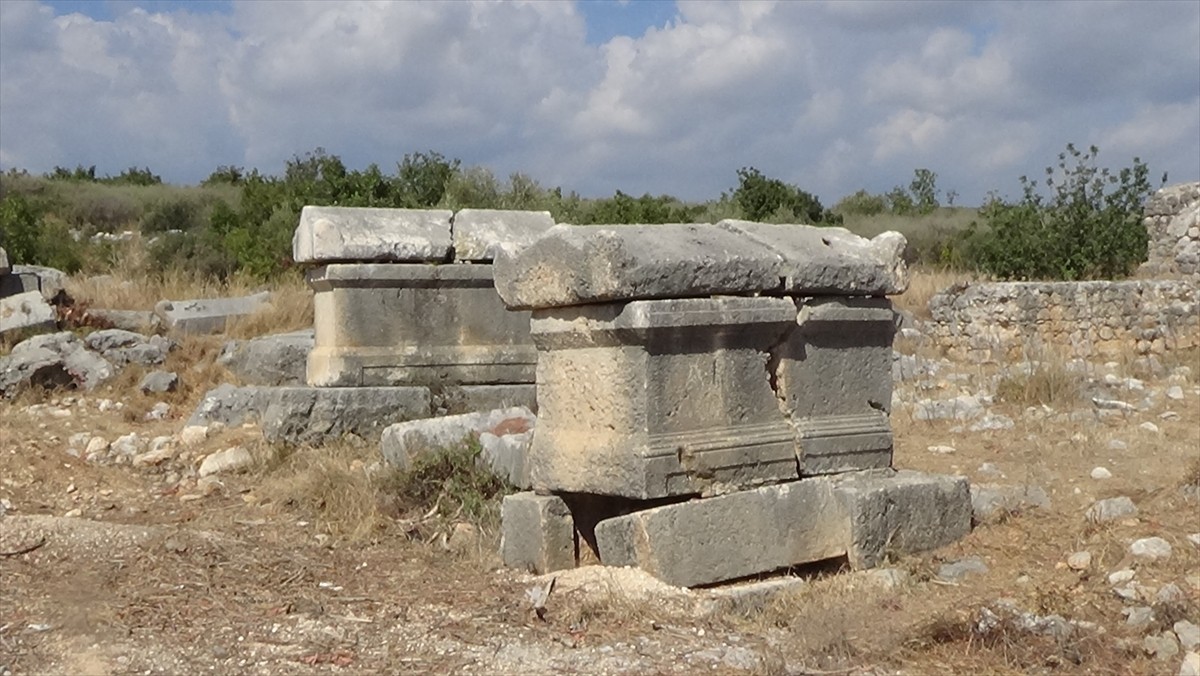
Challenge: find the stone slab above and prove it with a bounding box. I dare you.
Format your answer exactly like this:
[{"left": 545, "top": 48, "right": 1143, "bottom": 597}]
[
  {"left": 592, "top": 470, "right": 971, "bottom": 587},
  {"left": 451, "top": 209, "right": 555, "bottom": 262},
  {"left": 500, "top": 492, "right": 576, "bottom": 574},
  {"left": 528, "top": 296, "right": 801, "bottom": 499},
  {"left": 594, "top": 478, "right": 847, "bottom": 588},
  {"left": 293, "top": 206, "right": 453, "bottom": 264},
  {"left": 154, "top": 291, "right": 271, "bottom": 334},
  {"left": 775, "top": 296, "right": 897, "bottom": 475},
  {"left": 0, "top": 332, "right": 114, "bottom": 396},
  {"left": 9, "top": 265, "right": 66, "bottom": 301},
  {"left": 0, "top": 290, "right": 56, "bottom": 337},
  {"left": 381, "top": 407, "right": 534, "bottom": 487},
  {"left": 492, "top": 223, "right": 786, "bottom": 310},
  {"left": 88, "top": 309, "right": 158, "bottom": 333},
  {"left": 716, "top": 220, "right": 908, "bottom": 295},
  {"left": 831, "top": 470, "right": 972, "bottom": 569},
  {"left": 219, "top": 330, "right": 313, "bottom": 386},
  {"left": 307, "top": 264, "right": 536, "bottom": 387}
]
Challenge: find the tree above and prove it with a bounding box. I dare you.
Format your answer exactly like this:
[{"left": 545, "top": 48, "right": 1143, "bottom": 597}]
[
  {"left": 732, "top": 167, "right": 838, "bottom": 224},
  {"left": 965, "top": 144, "right": 1156, "bottom": 280},
  {"left": 396, "top": 151, "right": 460, "bottom": 208}
]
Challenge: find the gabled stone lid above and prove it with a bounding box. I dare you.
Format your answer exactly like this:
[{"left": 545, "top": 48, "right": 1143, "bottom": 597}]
[
  {"left": 493, "top": 222, "right": 909, "bottom": 310},
  {"left": 293, "top": 206, "right": 557, "bottom": 264}
]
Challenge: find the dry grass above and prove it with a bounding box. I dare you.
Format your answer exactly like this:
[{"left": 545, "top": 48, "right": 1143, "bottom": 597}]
[
  {"left": 894, "top": 266, "right": 980, "bottom": 320},
  {"left": 994, "top": 360, "right": 1084, "bottom": 408}
]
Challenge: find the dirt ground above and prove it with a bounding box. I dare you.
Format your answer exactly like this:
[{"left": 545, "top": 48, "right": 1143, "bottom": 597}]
[{"left": 2, "top": 332, "right": 1198, "bottom": 675}]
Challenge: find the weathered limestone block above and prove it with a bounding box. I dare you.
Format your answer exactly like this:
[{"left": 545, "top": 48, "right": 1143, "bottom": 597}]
[
  {"left": 0, "top": 247, "right": 9, "bottom": 276},
  {"left": 775, "top": 297, "right": 896, "bottom": 475},
  {"left": 501, "top": 492, "right": 576, "bottom": 574},
  {"left": 493, "top": 223, "right": 786, "bottom": 310},
  {"left": 293, "top": 206, "right": 453, "bottom": 264},
  {"left": 451, "top": 209, "right": 555, "bottom": 261},
  {"left": 593, "top": 469, "right": 971, "bottom": 587},
  {"left": 528, "top": 296, "right": 800, "bottom": 499},
  {"left": 154, "top": 291, "right": 271, "bottom": 334},
  {"left": 307, "top": 264, "right": 537, "bottom": 387},
  {"left": 0, "top": 290, "right": 56, "bottom": 337},
  {"left": 716, "top": 220, "right": 908, "bottom": 294}
]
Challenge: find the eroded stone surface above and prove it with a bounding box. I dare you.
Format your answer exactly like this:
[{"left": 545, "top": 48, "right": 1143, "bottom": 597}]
[
  {"left": 293, "top": 206, "right": 453, "bottom": 263},
  {"left": 451, "top": 209, "right": 555, "bottom": 261}
]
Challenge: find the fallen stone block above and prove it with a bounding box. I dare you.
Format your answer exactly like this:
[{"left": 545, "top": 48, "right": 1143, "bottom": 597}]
[
  {"left": 260, "top": 386, "right": 431, "bottom": 445},
  {"left": 528, "top": 296, "right": 800, "bottom": 499},
  {"left": 8, "top": 264, "right": 67, "bottom": 301},
  {"left": 716, "top": 220, "right": 908, "bottom": 295},
  {"left": 293, "top": 205, "right": 453, "bottom": 264},
  {"left": 451, "top": 209, "right": 555, "bottom": 261},
  {"left": 500, "top": 492, "right": 576, "bottom": 574},
  {"left": 307, "top": 264, "right": 536, "bottom": 387},
  {"left": 831, "top": 469, "right": 972, "bottom": 569},
  {"left": 218, "top": 329, "right": 313, "bottom": 386},
  {"left": 86, "top": 309, "right": 158, "bottom": 333},
  {"left": 594, "top": 477, "right": 847, "bottom": 587},
  {"left": 84, "top": 329, "right": 173, "bottom": 366},
  {"left": 594, "top": 470, "right": 970, "bottom": 587},
  {"left": 381, "top": 407, "right": 534, "bottom": 486},
  {"left": 187, "top": 384, "right": 276, "bottom": 428},
  {"left": 493, "top": 223, "right": 785, "bottom": 310},
  {"left": 0, "top": 290, "right": 56, "bottom": 338},
  {"left": 154, "top": 291, "right": 271, "bottom": 334},
  {"left": 198, "top": 446, "right": 253, "bottom": 477},
  {"left": 0, "top": 332, "right": 113, "bottom": 396}
]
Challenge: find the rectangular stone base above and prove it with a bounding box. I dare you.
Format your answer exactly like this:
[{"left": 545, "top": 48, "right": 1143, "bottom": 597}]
[
  {"left": 501, "top": 492, "right": 576, "bottom": 574},
  {"left": 308, "top": 263, "right": 537, "bottom": 387},
  {"left": 591, "top": 470, "right": 970, "bottom": 587}
]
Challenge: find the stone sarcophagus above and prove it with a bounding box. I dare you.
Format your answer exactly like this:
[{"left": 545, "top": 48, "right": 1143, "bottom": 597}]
[
  {"left": 294, "top": 207, "right": 553, "bottom": 391},
  {"left": 495, "top": 221, "right": 971, "bottom": 587}
]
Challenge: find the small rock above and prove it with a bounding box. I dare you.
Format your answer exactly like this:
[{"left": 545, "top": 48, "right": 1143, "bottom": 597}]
[
  {"left": 1140, "top": 421, "right": 1161, "bottom": 434},
  {"left": 1109, "top": 569, "right": 1136, "bottom": 585},
  {"left": 927, "top": 445, "right": 957, "bottom": 454},
  {"left": 1090, "top": 467, "right": 1112, "bottom": 480},
  {"left": 1086, "top": 496, "right": 1137, "bottom": 523},
  {"left": 197, "top": 446, "right": 253, "bottom": 477},
  {"left": 446, "top": 522, "right": 480, "bottom": 552},
  {"left": 139, "top": 370, "right": 179, "bottom": 394},
  {"left": 1108, "top": 439, "right": 1128, "bottom": 450},
  {"left": 1157, "top": 583, "right": 1186, "bottom": 603},
  {"left": 84, "top": 436, "right": 109, "bottom": 460},
  {"left": 1130, "top": 536, "right": 1172, "bottom": 561},
  {"left": 937, "top": 556, "right": 988, "bottom": 582},
  {"left": 132, "top": 446, "right": 174, "bottom": 467},
  {"left": 1124, "top": 606, "right": 1154, "bottom": 628},
  {"left": 1180, "top": 651, "right": 1200, "bottom": 676},
  {"left": 197, "top": 476, "right": 224, "bottom": 496},
  {"left": 1175, "top": 621, "right": 1200, "bottom": 652},
  {"left": 178, "top": 426, "right": 209, "bottom": 447},
  {"left": 143, "top": 402, "right": 171, "bottom": 421},
  {"left": 1067, "top": 551, "right": 1092, "bottom": 570},
  {"left": 1144, "top": 632, "right": 1180, "bottom": 660},
  {"left": 1187, "top": 533, "right": 1200, "bottom": 548},
  {"left": 1092, "top": 397, "right": 1137, "bottom": 412},
  {"left": 1167, "top": 385, "right": 1185, "bottom": 400},
  {"left": 63, "top": 508, "right": 81, "bottom": 518},
  {"left": 978, "top": 462, "right": 1003, "bottom": 478},
  {"left": 110, "top": 433, "right": 144, "bottom": 458}
]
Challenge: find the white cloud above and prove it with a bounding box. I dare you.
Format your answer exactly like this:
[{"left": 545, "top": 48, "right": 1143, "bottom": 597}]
[{"left": 0, "top": 0, "right": 1196, "bottom": 205}]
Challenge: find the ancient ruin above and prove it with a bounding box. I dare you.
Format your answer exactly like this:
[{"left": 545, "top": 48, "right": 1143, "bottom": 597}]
[{"left": 494, "top": 221, "right": 971, "bottom": 587}]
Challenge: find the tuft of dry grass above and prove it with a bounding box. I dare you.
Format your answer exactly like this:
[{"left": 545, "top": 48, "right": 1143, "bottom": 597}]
[
  {"left": 994, "top": 360, "right": 1083, "bottom": 408},
  {"left": 893, "top": 266, "right": 980, "bottom": 320}
]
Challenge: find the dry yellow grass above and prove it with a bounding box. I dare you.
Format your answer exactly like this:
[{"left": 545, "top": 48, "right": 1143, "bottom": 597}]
[{"left": 894, "top": 266, "right": 980, "bottom": 319}]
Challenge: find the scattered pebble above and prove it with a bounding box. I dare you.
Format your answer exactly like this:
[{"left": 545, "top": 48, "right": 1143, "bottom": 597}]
[
  {"left": 1123, "top": 606, "right": 1154, "bottom": 628},
  {"left": 1140, "top": 421, "right": 1160, "bottom": 434},
  {"left": 1130, "top": 536, "right": 1173, "bottom": 561},
  {"left": 198, "top": 446, "right": 254, "bottom": 477},
  {"left": 1109, "top": 569, "right": 1136, "bottom": 585},
  {"left": 1108, "top": 439, "right": 1128, "bottom": 450},
  {"left": 1167, "top": 385, "right": 1185, "bottom": 400},
  {"left": 978, "top": 463, "right": 1003, "bottom": 479},
  {"left": 1067, "top": 551, "right": 1092, "bottom": 570},
  {"left": 1143, "top": 632, "right": 1180, "bottom": 660},
  {"left": 1188, "top": 533, "right": 1200, "bottom": 548},
  {"left": 1086, "top": 496, "right": 1137, "bottom": 523},
  {"left": 927, "top": 445, "right": 957, "bottom": 454},
  {"left": 1176, "top": 621, "right": 1200, "bottom": 652},
  {"left": 1181, "top": 652, "right": 1200, "bottom": 676},
  {"left": 937, "top": 556, "right": 989, "bottom": 582},
  {"left": 1090, "top": 466, "right": 1112, "bottom": 480}
]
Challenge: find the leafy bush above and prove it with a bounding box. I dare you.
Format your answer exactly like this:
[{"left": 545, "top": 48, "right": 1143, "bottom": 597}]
[
  {"left": 0, "top": 195, "right": 84, "bottom": 272},
  {"left": 965, "top": 144, "right": 1155, "bottom": 280},
  {"left": 732, "top": 167, "right": 840, "bottom": 225},
  {"left": 140, "top": 196, "right": 205, "bottom": 234},
  {"left": 63, "top": 190, "right": 141, "bottom": 233},
  {"left": 834, "top": 189, "right": 887, "bottom": 217}
]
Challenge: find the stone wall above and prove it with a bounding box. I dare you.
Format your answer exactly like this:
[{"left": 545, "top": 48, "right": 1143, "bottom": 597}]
[
  {"left": 928, "top": 280, "right": 1198, "bottom": 361},
  {"left": 1140, "top": 182, "right": 1200, "bottom": 278}
]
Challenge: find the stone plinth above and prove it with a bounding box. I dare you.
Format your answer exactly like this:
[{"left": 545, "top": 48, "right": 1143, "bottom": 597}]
[
  {"left": 777, "top": 297, "right": 896, "bottom": 475},
  {"left": 528, "top": 296, "right": 801, "bottom": 500},
  {"left": 307, "top": 263, "right": 537, "bottom": 387}
]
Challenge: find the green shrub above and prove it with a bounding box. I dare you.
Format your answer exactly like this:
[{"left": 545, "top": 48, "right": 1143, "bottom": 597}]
[
  {"left": 965, "top": 144, "right": 1155, "bottom": 280},
  {"left": 834, "top": 189, "right": 887, "bottom": 217},
  {"left": 0, "top": 194, "right": 43, "bottom": 264},
  {"left": 140, "top": 196, "right": 204, "bottom": 234},
  {"left": 733, "top": 167, "right": 840, "bottom": 225}
]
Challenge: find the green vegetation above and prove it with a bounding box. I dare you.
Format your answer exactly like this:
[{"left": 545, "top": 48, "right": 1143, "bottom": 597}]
[{"left": 0, "top": 144, "right": 1162, "bottom": 282}]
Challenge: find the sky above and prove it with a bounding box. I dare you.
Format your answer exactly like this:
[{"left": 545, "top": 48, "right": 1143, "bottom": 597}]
[{"left": 1, "top": 0, "right": 1198, "bottom": 206}]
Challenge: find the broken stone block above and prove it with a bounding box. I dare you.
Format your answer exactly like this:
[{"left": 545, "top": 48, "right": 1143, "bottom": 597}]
[
  {"left": 500, "top": 492, "right": 576, "bottom": 574},
  {"left": 380, "top": 406, "right": 534, "bottom": 486},
  {"left": 0, "top": 290, "right": 56, "bottom": 338},
  {"left": 716, "top": 220, "right": 908, "bottom": 295},
  {"left": 0, "top": 332, "right": 113, "bottom": 396},
  {"left": 86, "top": 309, "right": 158, "bottom": 333},
  {"left": 831, "top": 469, "right": 972, "bottom": 569},
  {"left": 293, "top": 205, "right": 453, "bottom": 264},
  {"left": 451, "top": 209, "right": 555, "bottom": 261},
  {"left": 84, "top": 329, "right": 173, "bottom": 366},
  {"left": 593, "top": 470, "right": 971, "bottom": 587},
  {"left": 493, "top": 223, "right": 785, "bottom": 310},
  {"left": 307, "top": 263, "right": 536, "bottom": 387},
  {"left": 594, "top": 478, "right": 847, "bottom": 588},
  {"left": 775, "top": 297, "right": 896, "bottom": 475},
  {"left": 259, "top": 386, "right": 432, "bottom": 445},
  {"left": 0, "top": 246, "right": 8, "bottom": 275},
  {"left": 8, "top": 264, "right": 66, "bottom": 301},
  {"left": 154, "top": 291, "right": 271, "bottom": 334},
  {"left": 218, "top": 329, "right": 313, "bottom": 386},
  {"left": 528, "top": 296, "right": 801, "bottom": 499}
]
